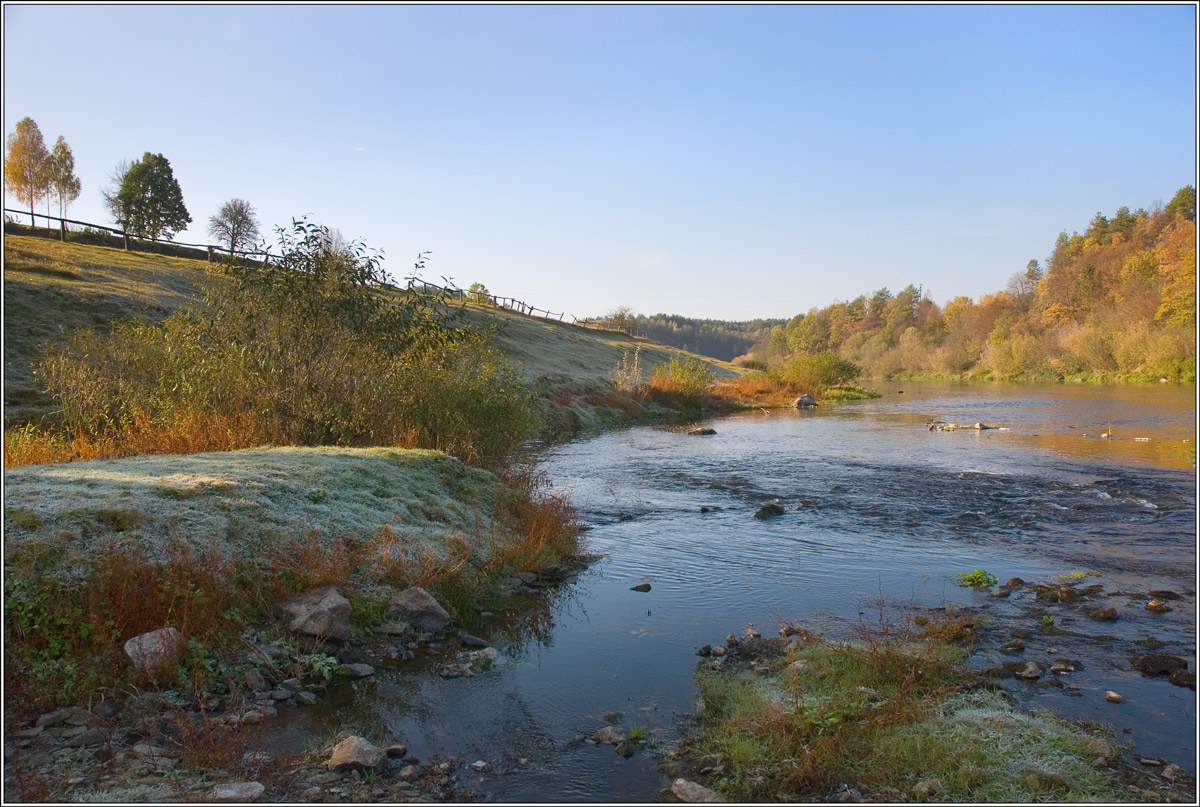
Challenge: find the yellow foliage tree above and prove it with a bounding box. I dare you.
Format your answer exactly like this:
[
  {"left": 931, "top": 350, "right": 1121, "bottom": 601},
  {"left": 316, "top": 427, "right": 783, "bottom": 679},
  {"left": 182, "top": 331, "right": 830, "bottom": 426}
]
[{"left": 1155, "top": 219, "right": 1196, "bottom": 327}]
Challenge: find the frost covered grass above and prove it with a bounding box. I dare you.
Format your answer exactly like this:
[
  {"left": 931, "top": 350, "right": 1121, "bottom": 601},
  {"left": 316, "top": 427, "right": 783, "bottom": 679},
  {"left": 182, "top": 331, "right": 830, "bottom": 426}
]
[
  {"left": 687, "top": 615, "right": 1127, "bottom": 802},
  {"left": 3, "top": 446, "right": 580, "bottom": 714}
]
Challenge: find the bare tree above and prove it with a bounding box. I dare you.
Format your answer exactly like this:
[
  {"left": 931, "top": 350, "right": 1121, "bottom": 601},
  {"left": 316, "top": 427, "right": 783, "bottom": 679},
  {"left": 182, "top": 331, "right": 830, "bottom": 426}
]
[{"left": 208, "top": 198, "right": 261, "bottom": 256}]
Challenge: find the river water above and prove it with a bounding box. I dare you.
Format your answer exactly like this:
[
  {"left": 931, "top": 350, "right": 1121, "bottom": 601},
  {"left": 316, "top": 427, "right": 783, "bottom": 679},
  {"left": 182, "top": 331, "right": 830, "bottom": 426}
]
[{"left": 276, "top": 382, "right": 1197, "bottom": 801}]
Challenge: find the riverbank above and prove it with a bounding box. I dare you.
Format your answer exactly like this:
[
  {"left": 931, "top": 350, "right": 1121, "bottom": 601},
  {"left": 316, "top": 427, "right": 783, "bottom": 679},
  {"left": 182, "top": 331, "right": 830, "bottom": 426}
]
[
  {"left": 2, "top": 445, "right": 592, "bottom": 801},
  {"left": 668, "top": 575, "right": 1196, "bottom": 803}
]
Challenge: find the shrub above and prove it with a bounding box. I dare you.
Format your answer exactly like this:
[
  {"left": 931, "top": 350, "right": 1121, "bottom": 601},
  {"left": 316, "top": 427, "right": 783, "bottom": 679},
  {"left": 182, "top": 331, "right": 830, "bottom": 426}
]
[
  {"left": 769, "top": 352, "right": 861, "bottom": 392},
  {"left": 612, "top": 346, "right": 643, "bottom": 394},
  {"left": 30, "top": 219, "right": 535, "bottom": 469},
  {"left": 954, "top": 569, "right": 998, "bottom": 589},
  {"left": 647, "top": 355, "right": 716, "bottom": 400}
]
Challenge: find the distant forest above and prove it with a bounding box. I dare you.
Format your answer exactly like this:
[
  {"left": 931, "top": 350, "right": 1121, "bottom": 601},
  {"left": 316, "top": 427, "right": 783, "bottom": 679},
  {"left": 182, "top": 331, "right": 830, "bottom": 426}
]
[{"left": 608, "top": 186, "right": 1196, "bottom": 381}]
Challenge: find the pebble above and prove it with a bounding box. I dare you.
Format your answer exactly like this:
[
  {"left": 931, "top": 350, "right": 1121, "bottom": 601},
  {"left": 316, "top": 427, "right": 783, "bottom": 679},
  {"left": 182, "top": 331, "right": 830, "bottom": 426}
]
[
  {"left": 469, "top": 760, "right": 489, "bottom": 772},
  {"left": 294, "top": 691, "right": 318, "bottom": 705},
  {"left": 341, "top": 663, "right": 375, "bottom": 677},
  {"left": 1106, "top": 691, "right": 1124, "bottom": 703}
]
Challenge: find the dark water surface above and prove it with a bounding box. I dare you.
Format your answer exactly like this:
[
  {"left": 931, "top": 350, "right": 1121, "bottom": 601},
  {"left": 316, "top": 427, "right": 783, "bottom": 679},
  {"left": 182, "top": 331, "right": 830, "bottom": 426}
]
[{"left": 274, "top": 382, "right": 1197, "bottom": 801}]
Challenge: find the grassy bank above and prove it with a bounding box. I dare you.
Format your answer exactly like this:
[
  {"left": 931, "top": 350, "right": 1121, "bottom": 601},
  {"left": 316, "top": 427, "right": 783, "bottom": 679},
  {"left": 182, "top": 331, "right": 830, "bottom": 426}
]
[
  {"left": 2, "top": 234, "right": 741, "bottom": 436},
  {"left": 676, "top": 612, "right": 1158, "bottom": 803},
  {"left": 3, "top": 446, "right": 579, "bottom": 715}
]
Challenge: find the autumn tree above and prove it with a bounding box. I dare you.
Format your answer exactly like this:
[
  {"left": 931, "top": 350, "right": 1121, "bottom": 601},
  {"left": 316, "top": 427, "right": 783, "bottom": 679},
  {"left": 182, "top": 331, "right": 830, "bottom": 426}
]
[
  {"left": 4, "top": 117, "right": 50, "bottom": 224},
  {"left": 207, "top": 198, "right": 260, "bottom": 255},
  {"left": 47, "top": 136, "right": 81, "bottom": 225},
  {"left": 115, "top": 152, "right": 191, "bottom": 241}
]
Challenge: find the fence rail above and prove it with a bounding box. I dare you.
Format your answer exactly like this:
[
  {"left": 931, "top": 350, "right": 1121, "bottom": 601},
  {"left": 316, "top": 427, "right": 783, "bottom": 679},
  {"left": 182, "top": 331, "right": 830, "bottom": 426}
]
[{"left": 4, "top": 208, "right": 624, "bottom": 331}]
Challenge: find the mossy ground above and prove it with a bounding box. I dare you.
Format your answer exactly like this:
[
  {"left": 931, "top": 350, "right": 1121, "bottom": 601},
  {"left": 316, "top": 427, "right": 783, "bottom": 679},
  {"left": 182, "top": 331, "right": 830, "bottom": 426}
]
[{"left": 678, "top": 616, "right": 1148, "bottom": 803}]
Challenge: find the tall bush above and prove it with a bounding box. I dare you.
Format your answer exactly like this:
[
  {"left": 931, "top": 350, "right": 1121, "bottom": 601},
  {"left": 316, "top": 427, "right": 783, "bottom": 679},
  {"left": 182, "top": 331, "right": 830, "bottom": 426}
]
[
  {"left": 37, "top": 219, "right": 535, "bottom": 468},
  {"left": 769, "top": 352, "right": 861, "bottom": 392}
]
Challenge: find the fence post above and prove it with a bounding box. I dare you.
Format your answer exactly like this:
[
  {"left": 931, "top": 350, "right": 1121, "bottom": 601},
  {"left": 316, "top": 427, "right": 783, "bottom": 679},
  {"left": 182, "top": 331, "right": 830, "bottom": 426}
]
[
  {"left": 59, "top": 218, "right": 66, "bottom": 241},
  {"left": 207, "top": 246, "right": 215, "bottom": 262},
  {"left": 122, "top": 231, "right": 130, "bottom": 251}
]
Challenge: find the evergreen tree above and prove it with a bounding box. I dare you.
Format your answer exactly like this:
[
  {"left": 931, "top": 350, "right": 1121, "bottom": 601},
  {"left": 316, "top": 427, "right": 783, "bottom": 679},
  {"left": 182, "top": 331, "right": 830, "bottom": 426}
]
[{"left": 116, "top": 152, "right": 191, "bottom": 241}]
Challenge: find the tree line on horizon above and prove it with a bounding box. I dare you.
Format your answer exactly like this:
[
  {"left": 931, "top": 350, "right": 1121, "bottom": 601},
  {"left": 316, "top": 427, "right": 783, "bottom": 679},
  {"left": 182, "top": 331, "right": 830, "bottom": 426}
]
[{"left": 606, "top": 187, "right": 1196, "bottom": 382}]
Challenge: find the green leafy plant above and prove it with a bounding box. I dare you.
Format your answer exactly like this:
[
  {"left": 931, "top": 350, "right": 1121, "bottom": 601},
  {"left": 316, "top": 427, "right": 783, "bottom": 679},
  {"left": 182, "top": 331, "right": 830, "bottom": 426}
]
[{"left": 954, "top": 569, "right": 998, "bottom": 589}]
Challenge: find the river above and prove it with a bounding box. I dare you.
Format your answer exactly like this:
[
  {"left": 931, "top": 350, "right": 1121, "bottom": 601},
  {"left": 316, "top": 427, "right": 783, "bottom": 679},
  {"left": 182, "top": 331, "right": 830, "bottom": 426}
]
[{"left": 274, "top": 381, "right": 1197, "bottom": 801}]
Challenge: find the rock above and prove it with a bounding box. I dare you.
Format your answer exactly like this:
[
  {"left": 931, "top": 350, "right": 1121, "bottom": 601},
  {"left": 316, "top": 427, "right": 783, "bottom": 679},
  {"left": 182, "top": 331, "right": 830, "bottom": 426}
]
[
  {"left": 631, "top": 583, "right": 652, "bottom": 592},
  {"left": 244, "top": 668, "right": 268, "bottom": 692},
  {"left": 1088, "top": 607, "right": 1119, "bottom": 621},
  {"left": 1106, "top": 691, "right": 1124, "bottom": 704},
  {"left": 269, "top": 688, "right": 291, "bottom": 701},
  {"left": 460, "top": 632, "right": 490, "bottom": 647},
  {"left": 671, "top": 778, "right": 722, "bottom": 803},
  {"left": 789, "top": 659, "right": 814, "bottom": 673},
  {"left": 744, "top": 628, "right": 761, "bottom": 639},
  {"left": 754, "top": 503, "right": 785, "bottom": 519},
  {"left": 398, "top": 764, "right": 419, "bottom": 781},
  {"left": 1086, "top": 738, "right": 1113, "bottom": 758},
  {"left": 793, "top": 395, "right": 818, "bottom": 408},
  {"left": 710, "top": 645, "right": 726, "bottom": 657},
  {"left": 1000, "top": 639, "right": 1026, "bottom": 655},
  {"left": 384, "top": 744, "right": 408, "bottom": 759},
  {"left": 1015, "top": 661, "right": 1043, "bottom": 680},
  {"left": 241, "top": 711, "right": 264, "bottom": 725},
  {"left": 696, "top": 645, "right": 712, "bottom": 657},
  {"left": 341, "top": 663, "right": 375, "bottom": 677},
  {"left": 66, "top": 728, "right": 106, "bottom": 747},
  {"left": 1162, "top": 764, "right": 1182, "bottom": 781},
  {"left": 327, "top": 736, "right": 386, "bottom": 770},
  {"left": 379, "top": 621, "right": 411, "bottom": 636},
  {"left": 1148, "top": 589, "right": 1181, "bottom": 601},
  {"left": 294, "top": 691, "right": 318, "bottom": 705},
  {"left": 1058, "top": 586, "right": 1082, "bottom": 603},
  {"left": 468, "top": 647, "right": 499, "bottom": 669},
  {"left": 595, "top": 726, "right": 624, "bottom": 745},
  {"left": 279, "top": 585, "right": 352, "bottom": 642},
  {"left": 1130, "top": 653, "right": 1188, "bottom": 676},
  {"left": 210, "top": 782, "right": 265, "bottom": 803},
  {"left": 912, "top": 778, "right": 940, "bottom": 797},
  {"left": 469, "top": 759, "right": 490, "bottom": 772},
  {"left": 35, "top": 709, "right": 71, "bottom": 728},
  {"left": 1145, "top": 599, "right": 1172, "bottom": 613},
  {"left": 123, "top": 627, "right": 186, "bottom": 679},
  {"left": 1050, "top": 659, "right": 1083, "bottom": 674},
  {"left": 386, "top": 587, "right": 452, "bottom": 634},
  {"left": 1003, "top": 577, "right": 1025, "bottom": 588},
  {"left": 688, "top": 428, "right": 717, "bottom": 436},
  {"left": 280, "top": 677, "right": 303, "bottom": 691},
  {"left": 1167, "top": 669, "right": 1196, "bottom": 689},
  {"left": 614, "top": 740, "right": 637, "bottom": 758}
]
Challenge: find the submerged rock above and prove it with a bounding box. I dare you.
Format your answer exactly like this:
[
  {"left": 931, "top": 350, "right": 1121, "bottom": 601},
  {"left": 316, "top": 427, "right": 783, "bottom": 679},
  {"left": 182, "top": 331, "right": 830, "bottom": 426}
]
[
  {"left": 1130, "top": 653, "right": 1188, "bottom": 676},
  {"left": 631, "top": 583, "right": 652, "bottom": 592},
  {"left": 754, "top": 503, "right": 785, "bottom": 519},
  {"left": 688, "top": 428, "right": 717, "bottom": 436}
]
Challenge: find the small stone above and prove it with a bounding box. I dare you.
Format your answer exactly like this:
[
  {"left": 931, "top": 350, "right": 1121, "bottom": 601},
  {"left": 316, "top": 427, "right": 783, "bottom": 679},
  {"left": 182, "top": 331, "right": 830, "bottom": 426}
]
[
  {"left": 132, "top": 743, "right": 173, "bottom": 758},
  {"left": 469, "top": 760, "right": 489, "bottom": 772},
  {"left": 1106, "top": 691, "right": 1124, "bottom": 703},
  {"left": 269, "top": 689, "right": 291, "bottom": 701},
  {"left": 123, "top": 627, "right": 186, "bottom": 679},
  {"left": 1085, "top": 738, "right": 1113, "bottom": 757},
  {"left": 1000, "top": 639, "right": 1026, "bottom": 655},
  {"left": 1145, "top": 599, "right": 1172, "bottom": 613},
  {"left": 241, "top": 711, "right": 264, "bottom": 725},
  {"left": 279, "top": 585, "right": 352, "bottom": 642},
  {"left": 1004, "top": 577, "right": 1025, "bottom": 588},
  {"left": 326, "top": 736, "right": 386, "bottom": 770},
  {"left": 398, "top": 764, "right": 419, "bottom": 781},
  {"left": 1139, "top": 757, "right": 1163, "bottom": 766},
  {"left": 595, "top": 726, "right": 624, "bottom": 745},
  {"left": 244, "top": 669, "right": 268, "bottom": 692},
  {"left": 384, "top": 744, "right": 408, "bottom": 758},
  {"left": 34, "top": 709, "right": 71, "bottom": 728},
  {"left": 460, "top": 633, "right": 489, "bottom": 647},
  {"left": 1015, "top": 661, "right": 1043, "bottom": 680},
  {"left": 210, "top": 782, "right": 266, "bottom": 803},
  {"left": 1050, "top": 659, "right": 1083, "bottom": 674},
  {"left": 631, "top": 583, "right": 652, "bottom": 592},
  {"left": 1162, "top": 764, "right": 1181, "bottom": 781},
  {"left": 671, "top": 778, "right": 721, "bottom": 802},
  {"left": 688, "top": 428, "right": 717, "bottom": 436},
  {"left": 294, "top": 690, "right": 318, "bottom": 705},
  {"left": 744, "top": 628, "right": 761, "bottom": 639},
  {"left": 754, "top": 503, "right": 785, "bottom": 519},
  {"left": 912, "top": 779, "right": 940, "bottom": 798},
  {"left": 280, "top": 678, "right": 304, "bottom": 691},
  {"left": 1089, "top": 607, "right": 1119, "bottom": 621},
  {"left": 696, "top": 645, "right": 712, "bottom": 657},
  {"left": 378, "top": 621, "right": 411, "bottom": 636},
  {"left": 386, "top": 587, "right": 453, "bottom": 634},
  {"left": 710, "top": 645, "right": 725, "bottom": 657},
  {"left": 1130, "top": 653, "right": 1188, "bottom": 676},
  {"left": 341, "top": 663, "right": 375, "bottom": 677},
  {"left": 614, "top": 740, "right": 636, "bottom": 758}
]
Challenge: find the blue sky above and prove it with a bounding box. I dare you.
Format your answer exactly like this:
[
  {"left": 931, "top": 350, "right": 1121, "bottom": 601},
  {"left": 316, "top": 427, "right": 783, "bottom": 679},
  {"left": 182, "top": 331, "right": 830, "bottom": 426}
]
[{"left": 4, "top": 4, "right": 1196, "bottom": 320}]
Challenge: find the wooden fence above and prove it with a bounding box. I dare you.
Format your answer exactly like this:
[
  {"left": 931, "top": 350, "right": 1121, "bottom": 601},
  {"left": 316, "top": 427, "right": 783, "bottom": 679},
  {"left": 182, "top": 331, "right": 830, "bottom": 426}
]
[{"left": 4, "top": 207, "right": 616, "bottom": 330}]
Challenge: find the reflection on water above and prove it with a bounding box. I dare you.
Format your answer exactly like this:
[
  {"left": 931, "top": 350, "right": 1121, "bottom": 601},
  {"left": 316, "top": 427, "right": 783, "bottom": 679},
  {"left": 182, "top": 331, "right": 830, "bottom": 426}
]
[{"left": 270, "top": 382, "right": 1197, "bottom": 799}]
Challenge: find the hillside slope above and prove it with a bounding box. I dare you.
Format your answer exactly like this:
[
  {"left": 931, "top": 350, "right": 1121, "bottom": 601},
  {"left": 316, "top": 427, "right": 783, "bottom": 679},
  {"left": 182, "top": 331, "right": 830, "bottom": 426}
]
[{"left": 2, "top": 235, "right": 738, "bottom": 428}]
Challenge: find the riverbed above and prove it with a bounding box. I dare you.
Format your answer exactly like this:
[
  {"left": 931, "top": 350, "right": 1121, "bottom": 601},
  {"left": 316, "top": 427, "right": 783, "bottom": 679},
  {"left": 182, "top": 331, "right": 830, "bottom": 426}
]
[{"left": 273, "top": 381, "right": 1197, "bottom": 801}]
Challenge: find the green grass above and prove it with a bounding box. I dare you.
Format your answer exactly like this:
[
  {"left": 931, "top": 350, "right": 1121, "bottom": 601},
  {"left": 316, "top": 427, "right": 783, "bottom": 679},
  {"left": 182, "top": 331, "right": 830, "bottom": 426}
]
[{"left": 686, "top": 619, "right": 1129, "bottom": 802}]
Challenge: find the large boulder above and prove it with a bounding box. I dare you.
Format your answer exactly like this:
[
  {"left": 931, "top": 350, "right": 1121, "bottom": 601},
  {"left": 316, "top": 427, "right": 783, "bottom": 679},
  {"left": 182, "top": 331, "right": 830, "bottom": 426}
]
[
  {"left": 124, "top": 627, "right": 185, "bottom": 679},
  {"left": 279, "top": 585, "right": 351, "bottom": 642},
  {"left": 386, "top": 587, "right": 452, "bottom": 634},
  {"left": 793, "top": 395, "right": 818, "bottom": 408}
]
